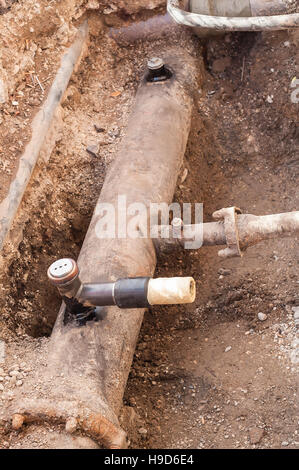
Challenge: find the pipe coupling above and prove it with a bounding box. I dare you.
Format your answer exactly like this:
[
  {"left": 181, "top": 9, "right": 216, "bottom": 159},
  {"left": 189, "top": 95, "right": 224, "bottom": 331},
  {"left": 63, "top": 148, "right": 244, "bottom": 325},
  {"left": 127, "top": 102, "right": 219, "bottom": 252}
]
[{"left": 212, "top": 206, "right": 243, "bottom": 258}]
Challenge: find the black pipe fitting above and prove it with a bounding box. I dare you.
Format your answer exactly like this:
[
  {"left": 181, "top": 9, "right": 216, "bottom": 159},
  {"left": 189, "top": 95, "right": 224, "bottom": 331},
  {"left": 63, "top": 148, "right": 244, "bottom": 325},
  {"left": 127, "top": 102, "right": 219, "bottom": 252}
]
[
  {"left": 48, "top": 259, "right": 150, "bottom": 324},
  {"left": 114, "top": 277, "right": 150, "bottom": 308}
]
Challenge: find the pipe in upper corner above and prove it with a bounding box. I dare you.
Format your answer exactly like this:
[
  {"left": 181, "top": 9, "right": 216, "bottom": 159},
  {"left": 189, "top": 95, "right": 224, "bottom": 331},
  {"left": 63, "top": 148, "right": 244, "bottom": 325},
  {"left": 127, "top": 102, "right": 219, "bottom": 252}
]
[{"left": 168, "top": 0, "right": 299, "bottom": 34}]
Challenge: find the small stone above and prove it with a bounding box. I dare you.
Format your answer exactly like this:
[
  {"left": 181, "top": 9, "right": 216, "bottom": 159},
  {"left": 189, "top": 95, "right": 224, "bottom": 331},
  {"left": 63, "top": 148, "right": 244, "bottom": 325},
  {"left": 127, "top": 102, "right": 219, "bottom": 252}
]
[
  {"left": 138, "top": 427, "right": 148, "bottom": 436},
  {"left": 86, "top": 0, "right": 99, "bottom": 9},
  {"left": 266, "top": 95, "right": 273, "bottom": 104},
  {"left": 9, "top": 370, "right": 19, "bottom": 377},
  {"left": 29, "top": 97, "right": 40, "bottom": 106},
  {"left": 281, "top": 441, "right": 288, "bottom": 446},
  {"left": 225, "top": 346, "right": 232, "bottom": 353},
  {"left": 86, "top": 144, "right": 99, "bottom": 157},
  {"left": 12, "top": 101, "right": 19, "bottom": 106},
  {"left": 0, "top": 376, "right": 3, "bottom": 381},
  {"left": 180, "top": 168, "right": 188, "bottom": 183},
  {"left": 218, "top": 268, "right": 231, "bottom": 276},
  {"left": 249, "top": 427, "right": 264, "bottom": 444},
  {"left": 12, "top": 414, "right": 25, "bottom": 430},
  {"left": 94, "top": 124, "right": 105, "bottom": 133},
  {"left": 10, "top": 376, "right": 17, "bottom": 385},
  {"left": 108, "top": 126, "right": 120, "bottom": 138},
  {"left": 0, "top": 78, "right": 8, "bottom": 104},
  {"left": 258, "top": 312, "right": 267, "bottom": 321},
  {"left": 0, "top": 384, "right": 4, "bottom": 391},
  {"left": 65, "top": 417, "right": 77, "bottom": 434},
  {"left": 292, "top": 307, "right": 299, "bottom": 320},
  {"left": 16, "top": 380, "right": 23, "bottom": 387}
]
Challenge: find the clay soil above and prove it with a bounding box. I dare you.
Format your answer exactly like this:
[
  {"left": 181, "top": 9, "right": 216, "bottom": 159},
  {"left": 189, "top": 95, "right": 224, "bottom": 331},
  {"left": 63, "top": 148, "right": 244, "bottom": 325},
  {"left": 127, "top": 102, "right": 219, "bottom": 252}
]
[{"left": 0, "top": 4, "right": 298, "bottom": 449}]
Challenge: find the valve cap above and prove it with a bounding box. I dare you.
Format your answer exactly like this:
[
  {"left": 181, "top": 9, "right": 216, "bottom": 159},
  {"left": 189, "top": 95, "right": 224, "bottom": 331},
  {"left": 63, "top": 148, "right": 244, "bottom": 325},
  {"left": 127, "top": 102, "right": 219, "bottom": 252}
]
[
  {"left": 47, "top": 258, "right": 79, "bottom": 285},
  {"left": 147, "top": 57, "right": 164, "bottom": 71}
]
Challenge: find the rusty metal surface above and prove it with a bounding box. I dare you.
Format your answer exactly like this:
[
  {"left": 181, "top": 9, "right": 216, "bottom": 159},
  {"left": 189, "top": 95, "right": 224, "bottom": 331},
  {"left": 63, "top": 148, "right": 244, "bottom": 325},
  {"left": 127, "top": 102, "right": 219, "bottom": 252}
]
[
  {"left": 154, "top": 209, "right": 299, "bottom": 257},
  {"left": 212, "top": 206, "right": 243, "bottom": 258},
  {"left": 237, "top": 211, "right": 299, "bottom": 250},
  {"left": 7, "top": 49, "right": 199, "bottom": 448}
]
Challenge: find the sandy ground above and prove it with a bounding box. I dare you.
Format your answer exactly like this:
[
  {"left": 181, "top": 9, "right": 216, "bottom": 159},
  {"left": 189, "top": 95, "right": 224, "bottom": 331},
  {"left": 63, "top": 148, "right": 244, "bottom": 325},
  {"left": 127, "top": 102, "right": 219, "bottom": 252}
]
[{"left": 0, "top": 3, "right": 298, "bottom": 449}]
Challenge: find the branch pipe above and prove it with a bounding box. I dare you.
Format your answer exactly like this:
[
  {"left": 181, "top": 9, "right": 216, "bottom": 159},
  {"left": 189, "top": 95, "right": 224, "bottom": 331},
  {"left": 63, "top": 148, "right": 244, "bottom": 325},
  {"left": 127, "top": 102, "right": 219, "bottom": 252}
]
[
  {"left": 154, "top": 208, "right": 299, "bottom": 257},
  {"left": 47, "top": 258, "right": 195, "bottom": 322}
]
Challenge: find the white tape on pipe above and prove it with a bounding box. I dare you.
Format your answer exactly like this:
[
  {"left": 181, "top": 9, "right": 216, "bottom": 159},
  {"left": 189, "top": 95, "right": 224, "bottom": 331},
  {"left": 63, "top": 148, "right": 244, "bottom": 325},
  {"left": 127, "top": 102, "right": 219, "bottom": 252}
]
[{"left": 147, "top": 277, "right": 196, "bottom": 305}]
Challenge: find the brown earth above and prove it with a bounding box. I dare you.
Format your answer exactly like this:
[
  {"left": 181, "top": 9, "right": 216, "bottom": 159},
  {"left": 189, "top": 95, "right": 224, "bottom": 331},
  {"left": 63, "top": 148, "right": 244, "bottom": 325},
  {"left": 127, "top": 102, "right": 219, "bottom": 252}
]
[{"left": 0, "top": 3, "right": 298, "bottom": 449}]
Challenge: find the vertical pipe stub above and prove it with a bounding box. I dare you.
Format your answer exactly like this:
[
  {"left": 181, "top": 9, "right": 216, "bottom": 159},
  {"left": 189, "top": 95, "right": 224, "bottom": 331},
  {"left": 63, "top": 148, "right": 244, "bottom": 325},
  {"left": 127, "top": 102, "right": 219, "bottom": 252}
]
[
  {"left": 172, "top": 217, "right": 184, "bottom": 238},
  {"left": 146, "top": 57, "right": 172, "bottom": 83}
]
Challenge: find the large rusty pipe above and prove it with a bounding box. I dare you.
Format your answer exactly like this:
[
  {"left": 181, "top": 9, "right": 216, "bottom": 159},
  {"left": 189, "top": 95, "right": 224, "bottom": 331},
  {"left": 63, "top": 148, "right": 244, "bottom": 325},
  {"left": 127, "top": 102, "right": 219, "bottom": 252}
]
[{"left": 9, "top": 50, "right": 199, "bottom": 448}]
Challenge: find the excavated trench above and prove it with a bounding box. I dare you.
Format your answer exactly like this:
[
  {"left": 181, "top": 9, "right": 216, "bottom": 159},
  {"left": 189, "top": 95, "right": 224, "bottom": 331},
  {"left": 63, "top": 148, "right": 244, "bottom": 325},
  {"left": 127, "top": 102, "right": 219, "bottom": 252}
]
[
  {"left": 0, "top": 4, "right": 298, "bottom": 450},
  {"left": 0, "top": 9, "right": 198, "bottom": 340}
]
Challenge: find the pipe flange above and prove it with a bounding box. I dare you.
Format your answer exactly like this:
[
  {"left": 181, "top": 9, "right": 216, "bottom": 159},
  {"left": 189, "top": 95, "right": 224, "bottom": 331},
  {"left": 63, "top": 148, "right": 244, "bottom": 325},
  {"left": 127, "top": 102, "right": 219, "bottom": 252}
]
[{"left": 212, "top": 206, "right": 243, "bottom": 258}]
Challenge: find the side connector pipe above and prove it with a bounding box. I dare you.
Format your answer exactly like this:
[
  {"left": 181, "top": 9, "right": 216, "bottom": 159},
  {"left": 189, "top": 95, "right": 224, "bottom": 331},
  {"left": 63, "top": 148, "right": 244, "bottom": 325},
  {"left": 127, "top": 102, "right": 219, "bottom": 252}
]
[
  {"left": 47, "top": 258, "right": 196, "bottom": 322},
  {"left": 154, "top": 208, "right": 299, "bottom": 258}
]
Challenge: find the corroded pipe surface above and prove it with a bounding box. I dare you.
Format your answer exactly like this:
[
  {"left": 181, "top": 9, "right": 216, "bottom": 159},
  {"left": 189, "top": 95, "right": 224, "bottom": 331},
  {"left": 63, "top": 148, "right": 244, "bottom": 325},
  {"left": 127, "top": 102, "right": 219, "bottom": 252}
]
[
  {"left": 237, "top": 211, "right": 299, "bottom": 250},
  {"left": 154, "top": 211, "right": 299, "bottom": 255},
  {"left": 7, "top": 49, "right": 199, "bottom": 448},
  {"left": 109, "top": 13, "right": 177, "bottom": 45}
]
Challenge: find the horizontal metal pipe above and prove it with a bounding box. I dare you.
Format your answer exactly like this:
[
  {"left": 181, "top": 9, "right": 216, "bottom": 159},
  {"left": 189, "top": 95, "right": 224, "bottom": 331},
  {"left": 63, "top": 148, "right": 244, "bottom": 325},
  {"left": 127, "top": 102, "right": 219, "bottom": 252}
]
[
  {"left": 79, "top": 282, "right": 115, "bottom": 306},
  {"left": 237, "top": 211, "right": 299, "bottom": 250},
  {"left": 109, "top": 13, "right": 176, "bottom": 45},
  {"left": 78, "top": 277, "right": 196, "bottom": 308},
  {"left": 154, "top": 211, "right": 299, "bottom": 254}
]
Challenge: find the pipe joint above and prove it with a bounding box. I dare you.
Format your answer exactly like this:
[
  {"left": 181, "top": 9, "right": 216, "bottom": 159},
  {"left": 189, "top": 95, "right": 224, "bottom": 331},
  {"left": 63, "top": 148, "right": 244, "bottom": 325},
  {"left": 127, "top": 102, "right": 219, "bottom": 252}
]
[{"left": 212, "top": 206, "right": 243, "bottom": 258}]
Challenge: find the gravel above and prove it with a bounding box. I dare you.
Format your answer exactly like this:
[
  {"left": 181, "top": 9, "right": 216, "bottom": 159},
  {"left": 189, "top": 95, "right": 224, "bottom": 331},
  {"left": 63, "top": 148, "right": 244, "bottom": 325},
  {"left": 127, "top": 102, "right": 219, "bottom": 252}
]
[{"left": 258, "top": 312, "right": 268, "bottom": 321}]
